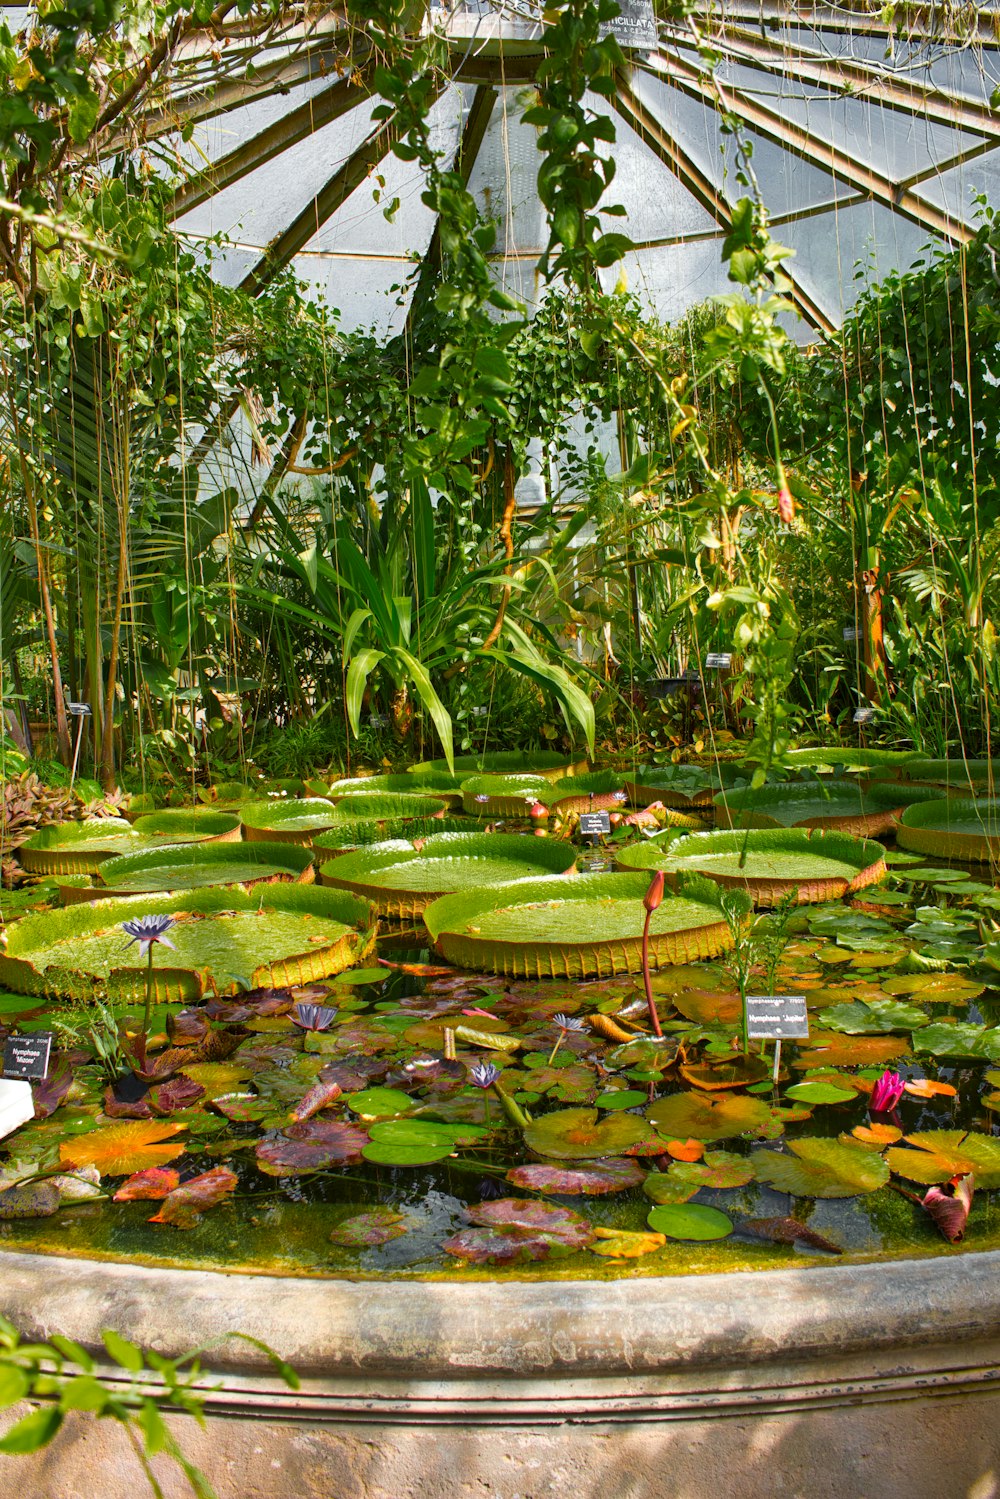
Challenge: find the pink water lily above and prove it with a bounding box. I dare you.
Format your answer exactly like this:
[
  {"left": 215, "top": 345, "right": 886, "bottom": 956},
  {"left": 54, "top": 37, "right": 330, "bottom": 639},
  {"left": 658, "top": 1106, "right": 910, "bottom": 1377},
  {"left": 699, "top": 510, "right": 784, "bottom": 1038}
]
[{"left": 869, "top": 1070, "right": 906, "bottom": 1114}]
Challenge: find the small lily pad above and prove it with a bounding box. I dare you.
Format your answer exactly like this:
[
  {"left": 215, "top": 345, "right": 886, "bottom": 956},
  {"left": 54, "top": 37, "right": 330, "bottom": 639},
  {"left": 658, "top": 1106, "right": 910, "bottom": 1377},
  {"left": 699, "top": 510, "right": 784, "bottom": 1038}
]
[
  {"left": 505, "top": 1158, "right": 646, "bottom": 1195},
  {"left": 784, "top": 1081, "right": 857, "bottom": 1105},
  {"left": 595, "top": 1089, "right": 647, "bottom": 1111},
  {"left": 349, "top": 1087, "right": 414, "bottom": 1119},
  {"left": 646, "top": 1203, "right": 733, "bottom": 1241},
  {"left": 589, "top": 1227, "right": 666, "bottom": 1258},
  {"left": 329, "top": 1208, "right": 410, "bottom": 1246}
]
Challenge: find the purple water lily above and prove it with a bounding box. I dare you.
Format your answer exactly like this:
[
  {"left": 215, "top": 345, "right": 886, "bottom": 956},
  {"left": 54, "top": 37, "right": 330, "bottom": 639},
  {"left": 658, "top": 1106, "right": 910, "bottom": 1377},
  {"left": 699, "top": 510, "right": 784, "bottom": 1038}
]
[
  {"left": 122, "top": 914, "right": 177, "bottom": 959},
  {"left": 470, "top": 1061, "right": 500, "bottom": 1089},
  {"left": 292, "top": 1003, "right": 338, "bottom": 1033},
  {"left": 548, "top": 1012, "right": 587, "bottom": 1066},
  {"left": 869, "top": 1070, "right": 906, "bottom": 1114}
]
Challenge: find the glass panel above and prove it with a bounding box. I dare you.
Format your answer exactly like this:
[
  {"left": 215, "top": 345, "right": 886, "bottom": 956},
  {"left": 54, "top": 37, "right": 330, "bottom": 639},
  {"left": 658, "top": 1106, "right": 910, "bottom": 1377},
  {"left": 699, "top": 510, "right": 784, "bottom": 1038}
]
[
  {"left": 779, "top": 200, "right": 936, "bottom": 321},
  {"left": 174, "top": 96, "right": 381, "bottom": 243},
  {"left": 170, "top": 72, "right": 338, "bottom": 173},
  {"left": 584, "top": 89, "right": 718, "bottom": 239},
  {"left": 469, "top": 86, "right": 548, "bottom": 254},
  {"left": 911, "top": 147, "right": 1000, "bottom": 222},
  {"left": 290, "top": 254, "right": 413, "bottom": 336}
]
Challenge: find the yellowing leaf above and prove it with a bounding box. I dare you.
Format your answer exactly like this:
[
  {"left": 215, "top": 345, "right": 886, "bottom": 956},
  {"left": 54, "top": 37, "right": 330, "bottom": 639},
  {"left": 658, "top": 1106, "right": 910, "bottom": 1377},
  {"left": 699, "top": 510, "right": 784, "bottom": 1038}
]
[
  {"left": 59, "top": 1121, "right": 186, "bottom": 1177},
  {"left": 589, "top": 1227, "right": 666, "bottom": 1259}
]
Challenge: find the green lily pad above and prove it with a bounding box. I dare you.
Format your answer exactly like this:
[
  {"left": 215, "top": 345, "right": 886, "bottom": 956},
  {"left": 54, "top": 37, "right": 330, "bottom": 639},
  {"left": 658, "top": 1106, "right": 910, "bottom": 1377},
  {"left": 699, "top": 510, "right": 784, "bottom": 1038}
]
[
  {"left": 130, "top": 809, "right": 241, "bottom": 843},
  {"left": 646, "top": 1203, "right": 733, "bottom": 1240},
  {"left": 784, "top": 1080, "right": 857, "bottom": 1105},
  {"left": 911, "top": 1023, "right": 1000, "bottom": 1061},
  {"left": 349, "top": 1088, "right": 414, "bottom": 1119},
  {"left": 361, "top": 1120, "right": 459, "bottom": 1166},
  {"left": 424, "top": 872, "right": 736, "bottom": 979},
  {"left": 595, "top": 1089, "right": 647, "bottom": 1111},
  {"left": 885, "top": 1129, "right": 1000, "bottom": 1187},
  {"left": 750, "top": 1137, "right": 889, "bottom": 1197},
  {"left": 668, "top": 1149, "right": 756, "bottom": 1190},
  {"left": 896, "top": 796, "right": 1000, "bottom": 863},
  {"left": 616, "top": 828, "right": 886, "bottom": 906},
  {"left": 0, "top": 886, "right": 377, "bottom": 1002},
  {"left": 715, "top": 780, "right": 933, "bottom": 835},
  {"left": 816, "top": 999, "right": 928, "bottom": 1034},
  {"left": 320, "top": 832, "right": 578, "bottom": 918},
  {"left": 99, "top": 840, "right": 314, "bottom": 894},
  {"left": 642, "top": 1171, "right": 700, "bottom": 1205},
  {"left": 522, "top": 1106, "right": 651, "bottom": 1159},
  {"left": 647, "top": 1090, "right": 785, "bottom": 1142}
]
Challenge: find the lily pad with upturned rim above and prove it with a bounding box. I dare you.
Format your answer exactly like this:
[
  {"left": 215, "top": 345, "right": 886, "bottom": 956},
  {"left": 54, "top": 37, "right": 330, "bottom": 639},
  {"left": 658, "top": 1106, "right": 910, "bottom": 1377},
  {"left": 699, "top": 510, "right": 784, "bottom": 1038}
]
[
  {"left": 424, "top": 872, "right": 738, "bottom": 979},
  {"left": 459, "top": 774, "right": 555, "bottom": 817},
  {"left": 896, "top": 797, "right": 1000, "bottom": 863},
  {"left": 0, "top": 885, "right": 377, "bottom": 1003},
  {"left": 615, "top": 828, "right": 886, "bottom": 907},
  {"left": 96, "top": 841, "right": 315, "bottom": 895},
  {"left": 319, "top": 832, "right": 578, "bottom": 919},
  {"left": 19, "top": 818, "right": 146, "bottom": 876},
  {"left": 129, "top": 809, "right": 242, "bottom": 843},
  {"left": 713, "top": 780, "right": 940, "bottom": 838}
]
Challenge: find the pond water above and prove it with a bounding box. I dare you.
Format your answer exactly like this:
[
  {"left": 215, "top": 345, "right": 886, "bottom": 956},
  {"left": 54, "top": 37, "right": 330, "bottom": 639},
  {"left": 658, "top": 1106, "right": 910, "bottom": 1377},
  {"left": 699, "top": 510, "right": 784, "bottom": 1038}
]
[{"left": 3, "top": 844, "right": 1000, "bottom": 1280}]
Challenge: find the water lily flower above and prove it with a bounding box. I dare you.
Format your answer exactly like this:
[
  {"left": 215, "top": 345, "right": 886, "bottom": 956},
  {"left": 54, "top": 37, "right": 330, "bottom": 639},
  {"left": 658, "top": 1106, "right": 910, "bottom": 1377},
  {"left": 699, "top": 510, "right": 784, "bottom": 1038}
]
[
  {"left": 869, "top": 1070, "right": 906, "bottom": 1114},
  {"left": 291, "top": 1003, "right": 338, "bottom": 1032},
  {"left": 122, "top": 914, "right": 177, "bottom": 959},
  {"left": 547, "top": 1012, "right": 587, "bottom": 1066},
  {"left": 470, "top": 1061, "right": 500, "bottom": 1089},
  {"left": 922, "top": 1173, "right": 973, "bottom": 1243},
  {"left": 474, "top": 793, "right": 490, "bottom": 804},
  {"left": 612, "top": 790, "right": 628, "bottom": 804}
]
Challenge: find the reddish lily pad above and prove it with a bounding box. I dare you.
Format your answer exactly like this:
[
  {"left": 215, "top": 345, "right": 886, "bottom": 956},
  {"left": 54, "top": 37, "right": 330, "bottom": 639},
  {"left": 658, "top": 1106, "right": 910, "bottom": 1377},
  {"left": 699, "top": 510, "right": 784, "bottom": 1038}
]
[
  {"left": 751, "top": 1137, "right": 889, "bottom": 1197},
  {"left": 667, "top": 1150, "right": 756, "bottom": 1191},
  {"left": 522, "top": 1107, "right": 651, "bottom": 1160},
  {"left": 289, "top": 1079, "right": 343, "bottom": 1123},
  {"left": 465, "top": 1197, "right": 593, "bottom": 1249},
  {"left": 793, "top": 1032, "right": 910, "bottom": 1069},
  {"left": 329, "top": 1208, "right": 410, "bottom": 1247},
  {"left": 441, "top": 1228, "right": 577, "bottom": 1263},
  {"left": 505, "top": 1158, "right": 646, "bottom": 1195},
  {"left": 148, "top": 1167, "right": 238, "bottom": 1228},
  {"left": 148, "top": 1077, "right": 206, "bottom": 1115},
  {"left": 738, "top": 1217, "right": 843, "bottom": 1253},
  {"left": 255, "top": 1119, "right": 369, "bottom": 1175},
  {"left": 113, "top": 1167, "right": 182, "bottom": 1202},
  {"left": 0, "top": 1182, "right": 61, "bottom": 1219}
]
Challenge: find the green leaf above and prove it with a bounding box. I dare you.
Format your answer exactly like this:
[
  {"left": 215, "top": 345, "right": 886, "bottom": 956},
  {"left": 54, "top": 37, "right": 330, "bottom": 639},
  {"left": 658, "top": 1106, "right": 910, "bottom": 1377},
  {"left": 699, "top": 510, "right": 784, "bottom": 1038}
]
[
  {"left": 101, "top": 1329, "right": 144, "bottom": 1373},
  {"left": 0, "top": 1365, "right": 29, "bottom": 1409},
  {"left": 344, "top": 648, "right": 386, "bottom": 737},
  {"left": 59, "top": 1375, "right": 109, "bottom": 1413},
  {"left": 751, "top": 1138, "right": 889, "bottom": 1197},
  {"left": 138, "top": 1398, "right": 170, "bottom": 1454},
  {"left": 646, "top": 1203, "right": 733, "bottom": 1240},
  {"left": 0, "top": 1406, "right": 63, "bottom": 1453}
]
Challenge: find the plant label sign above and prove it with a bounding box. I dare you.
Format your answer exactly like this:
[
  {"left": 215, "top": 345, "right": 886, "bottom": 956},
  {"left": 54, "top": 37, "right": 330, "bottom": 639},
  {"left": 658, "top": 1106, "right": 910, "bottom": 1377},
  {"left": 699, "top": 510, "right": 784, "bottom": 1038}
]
[
  {"left": 853, "top": 707, "right": 876, "bottom": 724},
  {"left": 843, "top": 627, "right": 859, "bottom": 642},
  {"left": 746, "top": 996, "right": 809, "bottom": 1041},
  {"left": 705, "top": 653, "right": 732, "bottom": 669},
  {"left": 578, "top": 811, "right": 611, "bottom": 837},
  {"left": 3, "top": 1032, "right": 52, "bottom": 1081}
]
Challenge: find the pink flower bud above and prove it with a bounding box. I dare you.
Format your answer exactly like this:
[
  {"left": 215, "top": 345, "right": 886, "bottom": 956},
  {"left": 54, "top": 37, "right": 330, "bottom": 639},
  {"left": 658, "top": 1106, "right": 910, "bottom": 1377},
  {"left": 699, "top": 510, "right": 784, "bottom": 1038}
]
[
  {"left": 643, "top": 870, "right": 666, "bottom": 914},
  {"left": 777, "top": 485, "right": 795, "bottom": 524}
]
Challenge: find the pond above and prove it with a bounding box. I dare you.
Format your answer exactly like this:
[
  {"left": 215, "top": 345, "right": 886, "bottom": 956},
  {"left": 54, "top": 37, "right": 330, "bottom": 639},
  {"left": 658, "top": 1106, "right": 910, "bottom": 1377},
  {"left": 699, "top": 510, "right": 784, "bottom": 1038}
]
[{"left": 2, "top": 827, "right": 1000, "bottom": 1281}]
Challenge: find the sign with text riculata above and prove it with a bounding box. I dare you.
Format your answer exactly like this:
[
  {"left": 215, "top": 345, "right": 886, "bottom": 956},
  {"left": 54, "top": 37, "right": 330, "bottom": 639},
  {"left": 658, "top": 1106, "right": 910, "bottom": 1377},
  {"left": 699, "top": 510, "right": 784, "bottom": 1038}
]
[
  {"left": 578, "top": 811, "right": 611, "bottom": 837},
  {"left": 745, "top": 996, "right": 809, "bottom": 1041},
  {"left": 853, "top": 707, "right": 876, "bottom": 724},
  {"left": 3, "top": 1032, "right": 52, "bottom": 1081},
  {"left": 705, "top": 653, "right": 732, "bottom": 670}
]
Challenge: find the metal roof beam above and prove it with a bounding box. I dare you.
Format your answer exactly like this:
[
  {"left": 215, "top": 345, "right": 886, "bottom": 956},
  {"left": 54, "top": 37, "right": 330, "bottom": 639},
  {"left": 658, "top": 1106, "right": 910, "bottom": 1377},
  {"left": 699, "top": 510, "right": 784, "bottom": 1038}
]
[
  {"left": 644, "top": 51, "right": 976, "bottom": 245},
  {"left": 238, "top": 114, "right": 403, "bottom": 297},
  {"left": 698, "top": 25, "right": 1000, "bottom": 140},
  {"left": 170, "top": 71, "right": 367, "bottom": 219},
  {"left": 613, "top": 73, "right": 837, "bottom": 332},
  {"left": 670, "top": 1, "right": 1000, "bottom": 46}
]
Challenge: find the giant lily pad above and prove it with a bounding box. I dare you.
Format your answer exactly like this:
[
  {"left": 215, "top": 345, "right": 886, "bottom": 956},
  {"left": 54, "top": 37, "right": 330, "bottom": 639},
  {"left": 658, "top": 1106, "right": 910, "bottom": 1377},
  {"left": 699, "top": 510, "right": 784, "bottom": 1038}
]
[
  {"left": 130, "top": 809, "right": 241, "bottom": 843},
  {"left": 617, "top": 828, "right": 886, "bottom": 907},
  {"left": 413, "top": 751, "right": 587, "bottom": 780},
  {"left": 647, "top": 1090, "right": 786, "bottom": 1141},
  {"left": 97, "top": 841, "right": 315, "bottom": 895},
  {"left": 320, "top": 832, "right": 578, "bottom": 919},
  {"left": 523, "top": 1106, "right": 650, "bottom": 1159},
  {"left": 424, "top": 873, "right": 736, "bottom": 979},
  {"left": 750, "top": 1137, "right": 889, "bottom": 1197},
  {"left": 896, "top": 797, "right": 1000, "bottom": 863},
  {"left": 505, "top": 1158, "right": 645, "bottom": 1194},
  {"left": 460, "top": 774, "right": 554, "bottom": 817},
  {"left": 328, "top": 771, "right": 464, "bottom": 808},
  {"left": 548, "top": 769, "right": 628, "bottom": 816},
  {"left": 624, "top": 764, "right": 730, "bottom": 809},
  {"left": 19, "top": 818, "right": 145, "bottom": 875},
  {"left": 884, "top": 1129, "right": 1000, "bottom": 1187},
  {"left": 714, "top": 780, "right": 937, "bottom": 838},
  {"left": 0, "top": 885, "right": 377, "bottom": 1002}
]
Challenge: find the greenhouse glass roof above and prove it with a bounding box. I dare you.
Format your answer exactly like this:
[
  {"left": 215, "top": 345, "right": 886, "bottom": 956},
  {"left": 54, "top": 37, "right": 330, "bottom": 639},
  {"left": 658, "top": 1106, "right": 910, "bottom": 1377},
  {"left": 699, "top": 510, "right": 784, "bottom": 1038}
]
[{"left": 107, "top": 0, "right": 1000, "bottom": 340}]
